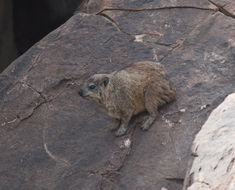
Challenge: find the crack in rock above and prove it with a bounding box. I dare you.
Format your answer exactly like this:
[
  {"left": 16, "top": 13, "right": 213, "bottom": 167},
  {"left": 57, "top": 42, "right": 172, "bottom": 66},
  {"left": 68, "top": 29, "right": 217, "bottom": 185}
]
[
  {"left": 89, "top": 126, "right": 137, "bottom": 188},
  {"left": 97, "top": 6, "right": 216, "bottom": 15},
  {"left": 227, "top": 158, "right": 235, "bottom": 173},
  {"left": 3, "top": 77, "right": 78, "bottom": 130},
  {"left": 165, "top": 177, "right": 184, "bottom": 183},
  {"left": 19, "top": 99, "right": 46, "bottom": 123},
  {"left": 208, "top": 0, "right": 235, "bottom": 19},
  {"left": 97, "top": 12, "right": 180, "bottom": 49},
  {"left": 22, "top": 82, "right": 47, "bottom": 101},
  {"left": 97, "top": 12, "right": 162, "bottom": 38}
]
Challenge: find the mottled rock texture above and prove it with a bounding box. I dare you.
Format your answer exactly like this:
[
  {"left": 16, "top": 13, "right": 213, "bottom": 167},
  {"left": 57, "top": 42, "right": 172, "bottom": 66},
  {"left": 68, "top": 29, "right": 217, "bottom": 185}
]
[
  {"left": 0, "top": 0, "right": 234, "bottom": 189},
  {"left": 184, "top": 93, "right": 235, "bottom": 190}
]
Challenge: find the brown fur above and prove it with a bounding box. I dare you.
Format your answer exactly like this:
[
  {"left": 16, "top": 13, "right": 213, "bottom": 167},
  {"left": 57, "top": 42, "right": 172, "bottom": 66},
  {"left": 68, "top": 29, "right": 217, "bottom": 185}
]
[{"left": 78, "top": 61, "right": 175, "bottom": 136}]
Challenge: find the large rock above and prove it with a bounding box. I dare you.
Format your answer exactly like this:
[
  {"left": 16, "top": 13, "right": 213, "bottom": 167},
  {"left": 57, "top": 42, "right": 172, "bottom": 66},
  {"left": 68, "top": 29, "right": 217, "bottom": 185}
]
[
  {"left": 184, "top": 93, "right": 235, "bottom": 190},
  {"left": 0, "top": 0, "right": 234, "bottom": 189}
]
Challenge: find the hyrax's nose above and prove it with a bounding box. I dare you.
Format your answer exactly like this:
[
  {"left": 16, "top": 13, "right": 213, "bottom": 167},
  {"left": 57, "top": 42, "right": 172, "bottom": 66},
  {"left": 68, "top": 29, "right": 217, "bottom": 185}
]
[{"left": 78, "top": 89, "right": 83, "bottom": 96}]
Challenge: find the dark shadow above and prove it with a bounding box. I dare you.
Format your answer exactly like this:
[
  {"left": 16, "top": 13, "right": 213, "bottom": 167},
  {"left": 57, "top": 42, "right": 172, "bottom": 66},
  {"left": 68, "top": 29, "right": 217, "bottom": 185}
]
[
  {"left": 12, "top": 0, "right": 84, "bottom": 54},
  {"left": 0, "top": 0, "right": 84, "bottom": 72}
]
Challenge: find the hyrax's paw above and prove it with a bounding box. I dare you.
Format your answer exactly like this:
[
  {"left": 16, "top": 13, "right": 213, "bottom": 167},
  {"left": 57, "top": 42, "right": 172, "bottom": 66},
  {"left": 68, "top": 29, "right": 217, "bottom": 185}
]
[
  {"left": 141, "top": 123, "right": 150, "bottom": 131},
  {"left": 141, "top": 120, "right": 152, "bottom": 131},
  {"left": 115, "top": 128, "right": 127, "bottom": 137},
  {"left": 141, "top": 116, "right": 155, "bottom": 131}
]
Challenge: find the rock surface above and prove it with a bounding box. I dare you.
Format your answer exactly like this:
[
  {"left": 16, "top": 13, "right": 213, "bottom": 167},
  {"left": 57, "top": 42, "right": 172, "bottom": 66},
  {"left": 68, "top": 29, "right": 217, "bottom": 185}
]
[
  {"left": 0, "top": 0, "right": 235, "bottom": 189},
  {"left": 183, "top": 93, "right": 235, "bottom": 190}
]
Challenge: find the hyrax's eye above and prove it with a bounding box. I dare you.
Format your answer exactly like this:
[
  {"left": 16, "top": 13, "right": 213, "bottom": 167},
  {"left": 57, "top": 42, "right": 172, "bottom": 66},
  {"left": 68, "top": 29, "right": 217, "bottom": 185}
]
[{"left": 89, "top": 84, "right": 96, "bottom": 90}]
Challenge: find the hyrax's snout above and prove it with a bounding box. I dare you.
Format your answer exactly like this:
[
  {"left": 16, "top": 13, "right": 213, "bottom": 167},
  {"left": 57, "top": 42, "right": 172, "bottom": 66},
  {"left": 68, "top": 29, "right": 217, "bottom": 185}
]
[{"left": 78, "top": 89, "right": 83, "bottom": 97}]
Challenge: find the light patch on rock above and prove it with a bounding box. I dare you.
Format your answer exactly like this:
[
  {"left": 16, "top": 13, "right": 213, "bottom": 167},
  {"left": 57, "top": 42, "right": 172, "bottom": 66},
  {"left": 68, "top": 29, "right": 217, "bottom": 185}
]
[
  {"left": 208, "top": 3, "right": 218, "bottom": 10},
  {"left": 164, "top": 23, "right": 171, "bottom": 28},
  {"left": 134, "top": 34, "right": 146, "bottom": 42},
  {"left": 204, "top": 52, "right": 226, "bottom": 63},
  {"left": 162, "top": 116, "right": 173, "bottom": 127},
  {"left": 124, "top": 138, "right": 131, "bottom": 148},
  {"left": 228, "top": 39, "right": 235, "bottom": 47},
  {"left": 7, "top": 118, "right": 17, "bottom": 124},
  {"left": 169, "top": 0, "right": 177, "bottom": 6},
  {"left": 200, "top": 104, "right": 208, "bottom": 110},
  {"left": 152, "top": 49, "right": 158, "bottom": 61},
  {"left": 180, "top": 108, "right": 186, "bottom": 113}
]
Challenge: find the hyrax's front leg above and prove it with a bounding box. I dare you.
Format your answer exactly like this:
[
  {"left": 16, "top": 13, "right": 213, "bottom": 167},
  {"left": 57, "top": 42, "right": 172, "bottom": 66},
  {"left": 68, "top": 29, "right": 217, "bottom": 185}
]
[
  {"left": 115, "top": 121, "right": 128, "bottom": 136},
  {"left": 115, "top": 113, "right": 132, "bottom": 136}
]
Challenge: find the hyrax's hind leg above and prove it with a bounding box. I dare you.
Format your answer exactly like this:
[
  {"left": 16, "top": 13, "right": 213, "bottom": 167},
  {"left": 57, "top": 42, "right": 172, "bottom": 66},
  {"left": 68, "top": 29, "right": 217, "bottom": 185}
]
[
  {"left": 141, "top": 84, "right": 160, "bottom": 130},
  {"left": 142, "top": 80, "right": 175, "bottom": 130},
  {"left": 141, "top": 111, "right": 157, "bottom": 131}
]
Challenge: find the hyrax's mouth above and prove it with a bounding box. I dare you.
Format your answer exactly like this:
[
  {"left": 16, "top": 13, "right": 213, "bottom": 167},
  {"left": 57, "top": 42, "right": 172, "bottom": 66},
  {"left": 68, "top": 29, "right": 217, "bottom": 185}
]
[
  {"left": 78, "top": 89, "right": 89, "bottom": 97},
  {"left": 78, "top": 89, "right": 91, "bottom": 99},
  {"left": 78, "top": 89, "right": 84, "bottom": 97}
]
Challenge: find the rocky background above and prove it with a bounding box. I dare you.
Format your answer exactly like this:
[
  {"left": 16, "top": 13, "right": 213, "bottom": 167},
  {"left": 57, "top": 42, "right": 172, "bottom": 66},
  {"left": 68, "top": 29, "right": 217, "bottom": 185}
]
[{"left": 0, "top": 0, "right": 234, "bottom": 189}]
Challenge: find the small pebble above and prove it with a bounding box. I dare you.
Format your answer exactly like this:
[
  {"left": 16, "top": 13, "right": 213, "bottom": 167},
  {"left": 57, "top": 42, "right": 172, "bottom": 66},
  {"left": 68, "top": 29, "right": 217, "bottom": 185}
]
[
  {"left": 180, "top": 108, "right": 186, "bottom": 113},
  {"left": 200, "top": 105, "right": 208, "bottom": 110},
  {"left": 124, "top": 139, "right": 131, "bottom": 148}
]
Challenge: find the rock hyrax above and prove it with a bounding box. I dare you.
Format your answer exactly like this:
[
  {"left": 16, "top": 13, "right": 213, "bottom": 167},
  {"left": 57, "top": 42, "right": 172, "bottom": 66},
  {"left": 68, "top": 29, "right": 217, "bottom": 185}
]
[{"left": 78, "top": 61, "right": 175, "bottom": 136}]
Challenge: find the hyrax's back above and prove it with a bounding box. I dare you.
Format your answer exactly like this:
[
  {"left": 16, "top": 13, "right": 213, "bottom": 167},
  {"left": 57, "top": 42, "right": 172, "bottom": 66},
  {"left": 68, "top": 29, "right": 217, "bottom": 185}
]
[
  {"left": 110, "top": 61, "right": 175, "bottom": 115},
  {"left": 125, "top": 61, "right": 165, "bottom": 76},
  {"left": 113, "top": 61, "right": 168, "bottom": 97}
]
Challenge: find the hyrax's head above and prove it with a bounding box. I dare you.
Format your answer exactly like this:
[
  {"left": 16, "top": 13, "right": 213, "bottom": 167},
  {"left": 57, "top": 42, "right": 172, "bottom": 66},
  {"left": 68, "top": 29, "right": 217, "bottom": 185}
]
[{"left": 78, "top": 74, "right": 109, "bottom": 104}]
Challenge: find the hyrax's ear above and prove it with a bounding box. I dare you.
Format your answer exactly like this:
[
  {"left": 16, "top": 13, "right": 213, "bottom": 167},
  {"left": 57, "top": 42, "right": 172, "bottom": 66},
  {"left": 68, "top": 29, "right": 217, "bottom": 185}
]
[{"left": 103, "top": 77, "right": 109, "bottom": 87}]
